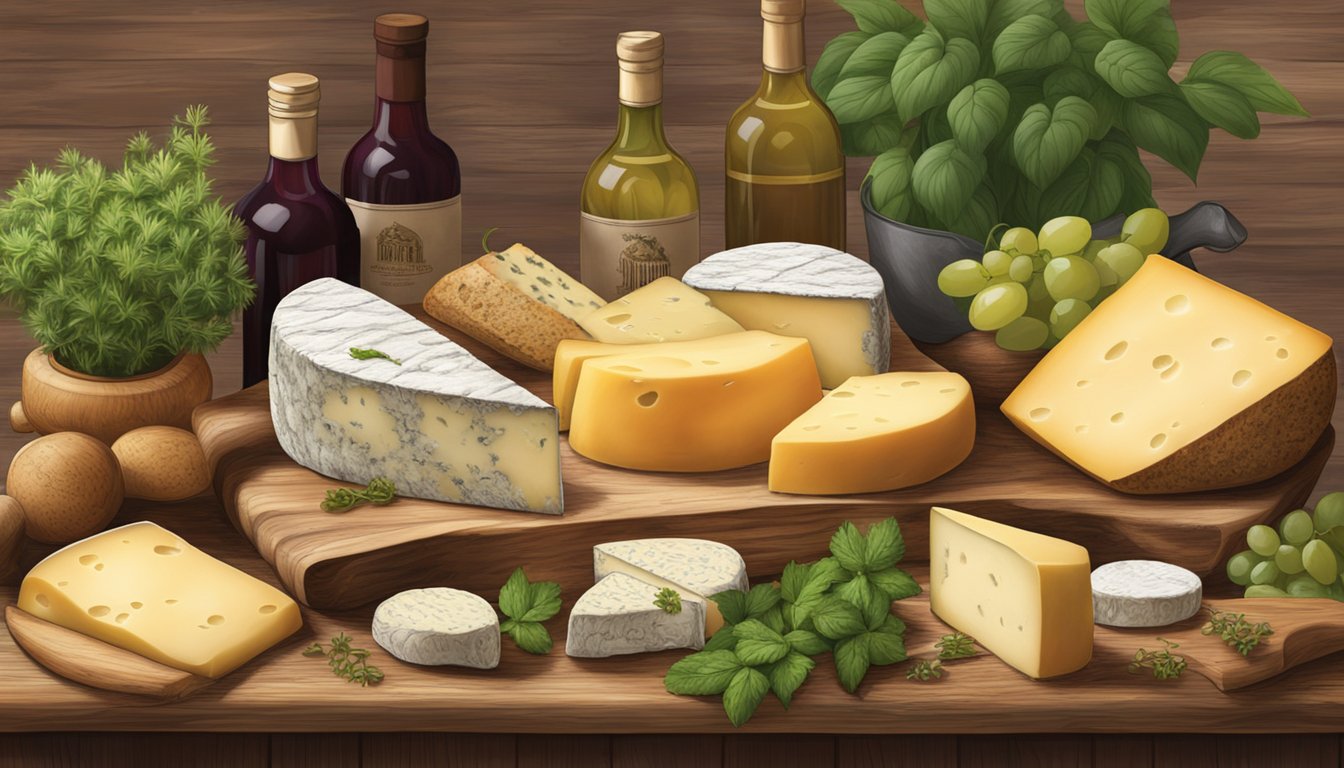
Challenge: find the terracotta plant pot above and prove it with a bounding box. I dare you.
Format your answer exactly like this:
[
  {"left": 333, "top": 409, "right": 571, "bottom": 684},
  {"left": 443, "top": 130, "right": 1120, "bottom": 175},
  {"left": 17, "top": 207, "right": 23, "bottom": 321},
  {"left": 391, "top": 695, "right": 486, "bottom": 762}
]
[{"left": 12, "top": 350, "right": 213, "bottom": 444}]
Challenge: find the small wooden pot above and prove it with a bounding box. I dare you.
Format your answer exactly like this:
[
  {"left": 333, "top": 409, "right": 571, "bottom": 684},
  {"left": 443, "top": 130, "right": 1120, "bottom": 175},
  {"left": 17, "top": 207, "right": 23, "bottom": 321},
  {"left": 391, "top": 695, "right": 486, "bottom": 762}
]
[{"left": 13, "top": 350, "right": 213, "bottom": 444}]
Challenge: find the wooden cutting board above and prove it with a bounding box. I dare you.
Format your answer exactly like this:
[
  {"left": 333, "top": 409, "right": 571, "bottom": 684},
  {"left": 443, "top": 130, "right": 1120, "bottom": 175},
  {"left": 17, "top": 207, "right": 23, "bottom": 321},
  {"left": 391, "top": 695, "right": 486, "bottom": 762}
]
[{"left": 193, "top": 309, "right": 1333, "bottom": 610}]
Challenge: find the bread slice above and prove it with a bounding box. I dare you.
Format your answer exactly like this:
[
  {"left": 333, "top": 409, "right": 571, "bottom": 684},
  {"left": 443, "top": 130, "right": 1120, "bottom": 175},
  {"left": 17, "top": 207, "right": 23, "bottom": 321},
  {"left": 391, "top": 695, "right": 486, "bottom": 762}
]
[{"left": 423, "top": 244, "right": 605, "bottom": 371}]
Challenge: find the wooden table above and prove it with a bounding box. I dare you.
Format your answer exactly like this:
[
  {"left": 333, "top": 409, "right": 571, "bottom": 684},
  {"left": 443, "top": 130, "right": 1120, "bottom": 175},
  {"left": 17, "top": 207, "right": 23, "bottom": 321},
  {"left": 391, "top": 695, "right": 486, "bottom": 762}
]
[{"left": 0, "top": 0, "right": 1341, "bottom": 765}]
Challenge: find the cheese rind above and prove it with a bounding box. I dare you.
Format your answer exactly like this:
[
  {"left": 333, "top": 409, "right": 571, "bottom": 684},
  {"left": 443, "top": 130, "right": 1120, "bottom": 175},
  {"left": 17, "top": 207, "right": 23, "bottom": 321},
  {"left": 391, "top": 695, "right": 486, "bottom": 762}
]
[
  {"left": 372, "top": 588, "right": 501, "bottom": 668},
  {"left": 594, "top": 538, "right": 749, "bottom": 638},
  {"left": 769, "top": 372, "right": 975, "bottom": 495},
  {"left": 567, "top": 331, "right": 823, "bottom": 472},
  {"left": 565, "top": 572, "right": 706, "bottom": 658},
  {"left": 423, "top": 243, "right": 604, "bottom": 371},
  {"left": 270, "top": 278, "right": 563, "bottom": 515},
  {"left": 1002, "top": 256, "right": 1335, "bottom": 494},
  {"left": 1090, "top": 560, "right": 1202, "bottom": 628},
  {"left": 577, "top": 277, "right": 744, "bottom": 344},
  {"left": 929, "top": 507, "right": 1092, "bottom": 680},
  {"left": 17, "top": 522, "right": 302, "bottom": 679},
  {"left": 682, "top": 243, "right": 890, "bottom": 388}
]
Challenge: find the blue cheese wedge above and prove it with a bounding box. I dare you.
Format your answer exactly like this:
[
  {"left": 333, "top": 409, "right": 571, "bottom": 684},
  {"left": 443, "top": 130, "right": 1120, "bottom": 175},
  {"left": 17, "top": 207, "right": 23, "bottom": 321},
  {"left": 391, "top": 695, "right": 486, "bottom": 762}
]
[
  {"left": 682, "top": 242, "right": 891, "bottom": 388},
  {"left": 1090, "top": 560, "right": 1202, "bottom": 628},
  {"left": 565, "top": 572, "right": 706, "bottom": 658},
  {"left": 594, "top": 538, "right": 748, "bottom": 638},
  {"left": 372, "top": 588, "right": 501, "bottom": 668},
  {"left": 269, "top": 278, "right": 563, "bottom": 515}
]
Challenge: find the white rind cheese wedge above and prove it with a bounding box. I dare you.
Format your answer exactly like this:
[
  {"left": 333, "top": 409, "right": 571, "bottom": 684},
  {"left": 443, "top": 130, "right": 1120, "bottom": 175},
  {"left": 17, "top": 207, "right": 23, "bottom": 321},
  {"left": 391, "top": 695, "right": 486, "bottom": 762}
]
[
  {"left": 770, "top": 371, "right": 975, "bottom": 495},
  {"left": 930, "top": 507, "right": 1092, "bottom": 680},
  {"left": 577, "top": 277, "right": 744, "bottom": 344},
  {"left": 17, "top": 522, "right": 302, "bottom": 679},
  {"left": 682, "top": 242, "right": 891, "bottom": 388},
  {"left": 566, "top": 572, "right": 706, "bottom": 658},
  {"left": 1090, "top": 560, "right": 1202, "bottom": 628},
  {"left": 270, "top": 278, "right": 563, "bottom": 515},
  {"left": 1003, "top": 256, "right": 1335, "bottom": 494},
  {"left": 372, "top": 588, "right": 501, "bottom": 668},
  {"left": 594, "top": 538, "right": 749, "bottom": 637}
]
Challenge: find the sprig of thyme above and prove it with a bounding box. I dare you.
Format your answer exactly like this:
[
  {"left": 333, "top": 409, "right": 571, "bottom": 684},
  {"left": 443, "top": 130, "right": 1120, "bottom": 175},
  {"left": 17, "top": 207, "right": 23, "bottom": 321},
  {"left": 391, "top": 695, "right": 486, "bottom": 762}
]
[
  {"left": 349, "top": 347, "right": 401, "bottom": 366},
  {"left": 321, "top": 477, "right": 397, "bottom": 513},
  {"left": 654, "top": 587, "right": 683, "bottom": 614},
  {"left": 1202, "top": 609, "right": 1273, "bottom": 656},
  {"left": 906, "top": 659, "right": 944, "bottom": 681},
  {"left": 1129, "top": 638, "right": 1187, "bottom": 680},
  {"left": 935, "top": 632, "right": 976, "bottom": 659},
  {"left": 303, "top": 633, "right": 384, "bottom": 686}
]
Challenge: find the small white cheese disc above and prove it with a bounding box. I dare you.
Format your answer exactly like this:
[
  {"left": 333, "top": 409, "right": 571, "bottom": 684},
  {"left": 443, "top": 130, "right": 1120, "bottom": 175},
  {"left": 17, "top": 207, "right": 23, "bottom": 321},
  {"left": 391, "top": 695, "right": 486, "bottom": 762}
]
[
  {"left": 372, "top": 587, "right": 501, "bottom": 668},
  {"left": 1091, "top": 560, "right": 1202, "bottom": 628}
]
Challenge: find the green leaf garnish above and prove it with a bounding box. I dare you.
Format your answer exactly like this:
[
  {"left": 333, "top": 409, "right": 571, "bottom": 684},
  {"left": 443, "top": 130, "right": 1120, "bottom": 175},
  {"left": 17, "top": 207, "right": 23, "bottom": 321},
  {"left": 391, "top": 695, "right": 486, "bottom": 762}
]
[
  {"left": 320, "top": 477, "right": 397, "bottom": 513},
  {"left": 935, "top": 631, "right": 977, "bottom": 660},
  {"left": 349, "top": 347, "right": 401, "bottom": 366},
  {"left": 906, "top": 659, "right": 944, "bottom": 682},
  {"left": 497, "top": 567, "right": 563, "bottom": 655},
  {"left": 654, "top": 587, "right": 683, "bottom": 614},
  {"left": 303, "top": 633, "right": 384, "bottom": 686}
]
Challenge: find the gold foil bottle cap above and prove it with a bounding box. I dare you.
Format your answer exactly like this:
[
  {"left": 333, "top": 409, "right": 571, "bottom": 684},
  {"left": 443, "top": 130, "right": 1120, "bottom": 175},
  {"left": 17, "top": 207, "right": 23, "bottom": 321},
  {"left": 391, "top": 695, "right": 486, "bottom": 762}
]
[
  {"left": 268, "top": 72, "right": 320, "bottom": 119},
  {"left": 617, "top": 30, "right": 664, "bottom": 71},
  {"left": 761, "top": 0, "right": 806, "bottom": 23}
]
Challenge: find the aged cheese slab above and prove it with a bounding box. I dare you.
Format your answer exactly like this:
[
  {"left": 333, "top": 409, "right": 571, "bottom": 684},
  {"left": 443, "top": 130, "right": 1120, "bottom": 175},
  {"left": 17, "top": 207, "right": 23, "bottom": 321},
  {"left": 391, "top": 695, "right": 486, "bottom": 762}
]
[
  {"left": 269, "top": 278, "right": 563, "bottom": 515},
  {"left": 372, "top": 587, "right": 501, "bottom": 668},
  {"left": 566, "top": 572, "right": 706, "bottom": 658},
  {"left": 577, "top": 277, "right": 744, "bottom": 344},
  {"left": 1091, "top": 560, "right": 1202, "bottom": 628},
  {"left": 594, "top": 538, "right": 748, "bottom": 637}
]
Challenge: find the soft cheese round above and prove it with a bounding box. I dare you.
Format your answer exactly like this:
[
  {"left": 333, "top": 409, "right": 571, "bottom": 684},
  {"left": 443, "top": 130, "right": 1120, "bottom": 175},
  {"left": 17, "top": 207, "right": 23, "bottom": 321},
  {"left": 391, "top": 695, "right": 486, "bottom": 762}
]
[
  {"left": 1091, "top": 560, "right": 1202, "bottom": 628},
  {"left": 372, "top": 587, "right": 501, "bottom": 668}
]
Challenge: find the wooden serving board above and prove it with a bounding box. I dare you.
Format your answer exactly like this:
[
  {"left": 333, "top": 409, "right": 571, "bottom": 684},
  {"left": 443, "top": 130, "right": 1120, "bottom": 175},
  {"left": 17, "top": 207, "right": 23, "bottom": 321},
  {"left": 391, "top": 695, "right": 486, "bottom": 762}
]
[{"left": 193, "top": 309, "right": 1333, "bottom": 610}]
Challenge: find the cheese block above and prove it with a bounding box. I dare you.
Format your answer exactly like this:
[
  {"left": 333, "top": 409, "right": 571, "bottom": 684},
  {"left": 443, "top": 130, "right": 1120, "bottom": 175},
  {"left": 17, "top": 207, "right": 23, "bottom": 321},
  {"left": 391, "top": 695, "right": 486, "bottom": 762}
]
[
  {"left": 594, "top": 538, "right": 749, "bottom": 638},
  {"left": 1090, "top": 560, "right": 1202, "bottom": 628},
  {"left": 769, "top": 372, "right": 975, "bottom": 495},
  {"left": 270, "top": 278, "right": 563, "bottom": 515},
  {"left": 567, "top": 331, "right": 823, "bottom": 472},
  {"left": 577, "top": 277, "right": 744, "bottom": 344},
  {"left": 682, "top": 242, "right": 891, "bottom": 388},
  {"left": 1002, "top": 256, "right": 1336, "bottom": 494},
  {"left": 566, "top": 572, "right": 706, "bottom": 658},
  {"left": 929, "top": 507, "right": 1092, "bottom": 680},
  {"left": 423, "top": 243, "right": 605, "bottom": 371},
  {"left": 372, "top": 588, "right": 500, "bottom": 668},
  {"left": 16, "top": 522, "right": 301, "bottom": 679}
]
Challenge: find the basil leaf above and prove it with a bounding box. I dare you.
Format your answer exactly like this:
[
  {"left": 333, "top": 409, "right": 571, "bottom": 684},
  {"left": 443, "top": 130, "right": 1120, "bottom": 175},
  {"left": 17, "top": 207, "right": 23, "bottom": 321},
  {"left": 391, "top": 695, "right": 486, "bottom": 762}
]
[
  {"left": 790, "top": 557, "right": 848, "bottom": 625},
  {"left": 779, "top": 561, "right": 810, "bottom": 604},
  {"left": 913, "top": 139, "right": 987, "bottom": 225},
  {"left": 1094, "top": 39, "right": 1172, "bottom": 98},
  {"left": 664, "top": 649, "right": 744, "bottom": 696},
  {"left": 836, "top": 573, "right": 876, "bottom": 612},
  {"left": 878, "top": 613, "right": 908, "bottom": 637},
  {"left": 992, "top": 15, "right": 1069, "bottom": 75},
  {"left": 723, "top": 666, "right": 770, "bottom": 727},
  {"left": 838, "top": 0, "right": 924, "bottom": 36},
  {"left": 1186, "top": 51, "right": 1308, "bottom": 117},
  {"left": 767, "top": 651, "right": 816, "bottom": 709},
  {"left": 945, "top": 183, "right": 999, "bottom": 243},
  {"left": 834, "top": 634, "right": 873, "bottom": 693},
  {"left": 784, "top": 629, "right": 830, "bottom": 656},
  {"left": 520, "top": 580, "right": 562, "bottom": 622},
  {"left": 711, "top": 589, "right": 749, "bottom": 626},
  {"left": 827, "top": 75, "right": 896, "bottom": 125},
  {"left": 1078, "top": 149, "right": 1125, "bottom": 222},
  {"left": 986, "top": 0, "right": 1063, "bottom": 42},
  {"left": 866, "top": 147, "right": 915, "bottom": 222},
  {"left": 1084, "top": 0, "right": 1168, "bottom": 40},
  {"left": 1039, "top": 151, "right": 1093, "bottom": 219},
  {"left": 841, "top": 114, "right": 906, "bottom": 156},
  {"left": 1097, "top": 131, "right": 1157, "bottom": 213},
  {"left": 745, "top": 584, "right": 782, "bottom": 618},
  {"left": 840, "top": 31, "right": 911, "bottom": 78},
  {"left": 813, "top": 31, "right": 871, "bottom": 100},
  {"left": 1132, "top": 10, "right": 1179, "bottom": 69},
  {"left": 733, "top": 619, "right": 791, "bottom": 666},
  {"left": 890, "top": 28, "right": 980, "bottom": 124},
  {"left": 1065, "top": 20, "right": 1110, "bottom": 71},
  {"left": 948, "top": 79, "right": 1010, "bottom": 154},
  {"left": 812, "top": 596, "right": 868, "bottom": 640},
  {"left": 1180, "top": 81, "right": 1260, "bottom": 140},
  {"left": 1121, "top": 94, "right": 1209, "bottom": 181},
  {"left": 925, "top": 0, "right": 989, "bottom": 42},
  {"left": 1012, "top": 97, "right": 1096, "bottom": 188},
  {"left": 761, "top": 605, "right": 788, "bottom": 635},
  {"left": 1042, "top": 68, "right": 1118, "bottom": 140},
  {"left": 498, "top": 567, "right": 531, "bottom": 619},
  {"left": 509, "top": 621, "right": 553, "bottom": 655},
  {"left": 863, "top": 518, "right": 905, "bottom": 571},
  {"left": 829, "top": 522, "right": 868, "bottom": 573},
  {"left": 866, "top": 628, "right": 908, "bottom": 666},
  {"left": 869, "top": 566, "right": 922, "bottom": 601},
  {"left": 703, "top": 628, "right": 739, "bottom": 653}
]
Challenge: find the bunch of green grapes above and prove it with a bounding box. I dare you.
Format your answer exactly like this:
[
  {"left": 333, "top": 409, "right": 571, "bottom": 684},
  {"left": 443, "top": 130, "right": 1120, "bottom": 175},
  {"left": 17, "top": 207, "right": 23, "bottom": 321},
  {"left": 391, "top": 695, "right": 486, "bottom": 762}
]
[
  {"left": 1227, "top": 492, "right": 1344, "bottom": 599},
  {"left": 936, "top": 208, "right": 1170, "bottom": 352}
]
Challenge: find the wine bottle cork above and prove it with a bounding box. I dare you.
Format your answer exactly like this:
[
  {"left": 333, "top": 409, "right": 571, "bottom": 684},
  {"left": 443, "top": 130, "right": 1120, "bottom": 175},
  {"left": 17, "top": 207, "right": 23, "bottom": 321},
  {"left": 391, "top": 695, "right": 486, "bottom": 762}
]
[
  {"left": 267, "top": 73, "right": 320, "bottom": 161},
  {"left": 617, "top": 31, "right": 664, "bottom": 108}
]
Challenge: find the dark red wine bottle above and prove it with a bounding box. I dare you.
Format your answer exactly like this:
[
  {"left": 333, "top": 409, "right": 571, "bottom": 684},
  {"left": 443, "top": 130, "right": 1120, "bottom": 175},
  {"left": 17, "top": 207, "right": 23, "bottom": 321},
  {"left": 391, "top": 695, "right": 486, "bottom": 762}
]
[
  {"left": 235, "top": 73, "right": 360, "bottom": 387},
  {"left": 343, "top": 13, "right": 462, "bottom": 305}
]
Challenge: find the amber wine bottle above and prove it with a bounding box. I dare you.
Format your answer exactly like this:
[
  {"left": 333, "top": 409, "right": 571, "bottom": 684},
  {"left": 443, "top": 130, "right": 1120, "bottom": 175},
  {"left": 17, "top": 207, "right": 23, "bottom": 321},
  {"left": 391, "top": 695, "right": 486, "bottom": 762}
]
[
  {"left": 580, "top": 31, "right": 700, "bottom": 300},
  {"left": 725, "top": 0, "right": 846, "bottom": 250}
]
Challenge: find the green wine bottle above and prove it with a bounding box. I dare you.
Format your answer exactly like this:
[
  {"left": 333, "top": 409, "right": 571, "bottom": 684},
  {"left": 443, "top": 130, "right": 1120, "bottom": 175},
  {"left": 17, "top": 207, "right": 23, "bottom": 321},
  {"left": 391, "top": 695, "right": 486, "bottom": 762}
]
[{"left": 580, "top": 31, "right": 701, "bottom": 300}]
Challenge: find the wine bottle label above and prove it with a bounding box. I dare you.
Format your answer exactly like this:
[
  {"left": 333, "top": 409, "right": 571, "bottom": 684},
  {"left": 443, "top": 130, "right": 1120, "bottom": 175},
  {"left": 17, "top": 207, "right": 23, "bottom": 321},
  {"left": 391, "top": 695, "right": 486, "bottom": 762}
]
[
  {"left": 347, "top": 195, "right": 462, "bottom": 306},
  {"left": 725, "top": 168, "right": 845, "bottom": 184},
  {"left": 579, "top": 211, "right": 700, "bottom": 300}
]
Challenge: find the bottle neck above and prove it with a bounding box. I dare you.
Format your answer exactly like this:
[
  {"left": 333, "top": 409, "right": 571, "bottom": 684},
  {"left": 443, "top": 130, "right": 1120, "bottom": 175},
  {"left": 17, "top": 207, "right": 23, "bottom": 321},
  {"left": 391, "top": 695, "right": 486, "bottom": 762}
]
[
  {"left": 613, "top": 104, "right": 668, "bottom": 150},
  {"left": 371, "top": 97, "right": 431, "bottom": 140},
  {"left": 762, "top": 18, "right": 805, "bottom": 73},
  {"left": 376, "top": 45, "right": 427, "bottom": 101},
  {"left": 262, "top": 155, "right": 324, "bottom": 195},
  {"left": 269, "top": 113, "right": 318, "bottom": 162}
]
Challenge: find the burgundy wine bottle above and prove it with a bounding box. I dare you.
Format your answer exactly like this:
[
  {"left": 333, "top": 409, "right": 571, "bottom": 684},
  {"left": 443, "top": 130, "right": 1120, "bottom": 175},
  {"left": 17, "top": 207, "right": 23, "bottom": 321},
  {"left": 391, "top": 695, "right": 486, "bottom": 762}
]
[
  {"left": 235, "top": 73, "right": 360, "bottom": 387},
  {"left": 343, "top": 13, "right": 462, "bottom": 305}
]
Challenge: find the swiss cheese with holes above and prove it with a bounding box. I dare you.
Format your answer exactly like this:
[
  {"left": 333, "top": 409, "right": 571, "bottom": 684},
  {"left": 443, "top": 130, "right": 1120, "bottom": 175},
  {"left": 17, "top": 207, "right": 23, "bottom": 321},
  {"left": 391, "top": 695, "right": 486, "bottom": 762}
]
[
  {"left": 17, "top": 522, "right": 301, "bottom": 678},
  {"left": 1002, "top": 256, "right": 1335, "bottom": 494}
]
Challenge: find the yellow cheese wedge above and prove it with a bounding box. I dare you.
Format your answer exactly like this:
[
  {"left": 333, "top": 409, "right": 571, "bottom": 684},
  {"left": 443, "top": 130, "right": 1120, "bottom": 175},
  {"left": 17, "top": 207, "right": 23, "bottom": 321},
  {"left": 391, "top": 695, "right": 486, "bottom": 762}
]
[
  {"left": 769, "top": 372, "right": 975, "bottom": 494},
  {"left": 1002, "top": 256, "right": 1335, "bottom": 494},
  {"left": 17, "top": 522, "right": 302, "bottom": 678},
  {"left": 577, "top": 277, "right": 744, "bottom": 344},
  {"left": 568, "top": 331, "right": 823, "bottom": 472},
  {"left": 929, "top": 507, "right": 1092, "bottom": 680}
]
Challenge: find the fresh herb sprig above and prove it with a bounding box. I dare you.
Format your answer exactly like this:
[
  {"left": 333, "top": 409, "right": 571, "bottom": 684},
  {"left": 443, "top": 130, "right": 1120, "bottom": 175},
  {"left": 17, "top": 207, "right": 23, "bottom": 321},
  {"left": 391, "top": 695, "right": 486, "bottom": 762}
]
[
  {"left": 664, "top": 518, "right": 920, "bottom": 727},
  {"left": 1202, "top": 609, "right": 1273, "bottom": 656},
  {"left": 320, "top": 477, "right": 397, "bottom": 513},
  {"left": 303, "top": 633, "right": 384, "bottom": 686},
  {"left": 906, "top": 659, "right": 944, "bottom": 682},
  {"left": 1129, "top": 638, "right": 1187, "bottom": 680},
  {"left": 655, "top": 587, "right": 683, "bottom": 615},
  {"left": 498, "top": 568, "right": 563, "bottom": 655},
  {"left": 349, "top": 347, "right": 401, "bottom": 366},
  {"left": 936, "top": 632, "right": 976, "bottom": 660}
]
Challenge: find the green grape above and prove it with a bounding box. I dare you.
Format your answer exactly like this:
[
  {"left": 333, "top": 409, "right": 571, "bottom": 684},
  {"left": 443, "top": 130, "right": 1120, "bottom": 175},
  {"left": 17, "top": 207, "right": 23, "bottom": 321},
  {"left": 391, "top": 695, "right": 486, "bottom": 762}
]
[
  {"left": 1286, "top": 575, "right": 1330, "bottom": 598},
  {"left": 1095, "top": 242, "right": 1146, "bottom": 286},
  {"left": 1121, "top": 207, "right": 1170, "bottom": 254},
  {"left": 987, "top": 275, "right": 1014, "bottom": 286},
  {"left": 1245, "top": 584, "right": 1288, "bottom": 598},
  {"left": 1037, "top": 216, "right": 1091, "bottom": 256},
  {"left": 1092, "top": 252, "right": 1119, "bottom": 286},
  {"left": 1250, "top": 560, "right": 1281, "bottom": 585},
  {"left": 1247, "top": 524, "right": 1280, "bottom": 557},
  {"left": 1280, "top": 509, "right": 1315, "bottom": 546},
  {"left": 1303, "top": 539, "right": 1338, "bottom": 585},
  {"left": 983, "top": 249, "right": 1012, "bottom": 277},
  {"left": 1313, "top": 492, "right": 1344, "bottom": 533},
  {"left": 995, "top": 316, "right": 1049, "bottom": 351},
  {"left": 1008, "top": 254, "right": 1035, "bottom": 283},
  {"left": 938, "top": 259, "right": 992, "bottom": 298},
  {"left": 1225, "top": 550, "right": 1260, "bottom": 587},
  {"left": 1275, "top": 544, "right": 1305, "bottom": 575},
  {"left": 1043, "top": 256, "right": 1101, "bottom": 302},
  {"left": 1092, "top": 284, "right": 1118, "bottom": 305},
  {"left": 1049, "top": 299, "right": 1092, "bottom": 340},
  {"left": 1082, "top": 239, "right": 1110, "bottom": 261},
  {"left": 968, "top": 282, "right": 1029, "bottom": 331},
  {"left": 999, "top": 227, "right": 1038, "bottom": 255}
]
